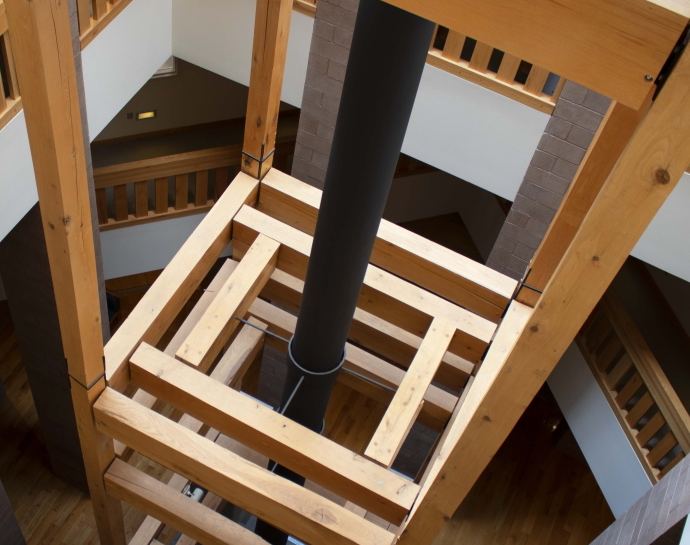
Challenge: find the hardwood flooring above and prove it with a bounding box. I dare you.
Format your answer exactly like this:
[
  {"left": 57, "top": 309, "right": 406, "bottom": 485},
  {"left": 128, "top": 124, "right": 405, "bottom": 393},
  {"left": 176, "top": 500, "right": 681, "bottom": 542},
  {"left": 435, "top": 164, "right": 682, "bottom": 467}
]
[{"left": 0, "top": 294, "right": 614, "bottom": 545}]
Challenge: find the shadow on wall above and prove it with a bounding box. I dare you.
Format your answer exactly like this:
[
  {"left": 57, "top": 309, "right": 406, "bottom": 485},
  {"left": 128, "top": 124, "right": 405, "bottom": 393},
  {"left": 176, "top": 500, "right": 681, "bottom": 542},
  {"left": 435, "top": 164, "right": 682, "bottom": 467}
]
[{"left": 383, "top": 169, "right": 508, "bottom": 263}]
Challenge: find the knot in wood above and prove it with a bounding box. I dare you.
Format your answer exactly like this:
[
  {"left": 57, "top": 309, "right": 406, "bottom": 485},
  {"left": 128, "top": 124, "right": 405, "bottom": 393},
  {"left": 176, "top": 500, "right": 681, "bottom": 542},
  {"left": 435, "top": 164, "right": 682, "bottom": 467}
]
[{"left": 654, "top": 168, "right": 671, "bottom": 185}]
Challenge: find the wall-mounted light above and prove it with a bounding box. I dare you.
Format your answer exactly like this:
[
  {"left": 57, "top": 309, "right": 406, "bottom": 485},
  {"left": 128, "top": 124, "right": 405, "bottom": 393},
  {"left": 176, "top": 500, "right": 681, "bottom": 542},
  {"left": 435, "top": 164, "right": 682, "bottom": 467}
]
[{"left": 136, "top": 110, "right": 157, "bottom": 120}]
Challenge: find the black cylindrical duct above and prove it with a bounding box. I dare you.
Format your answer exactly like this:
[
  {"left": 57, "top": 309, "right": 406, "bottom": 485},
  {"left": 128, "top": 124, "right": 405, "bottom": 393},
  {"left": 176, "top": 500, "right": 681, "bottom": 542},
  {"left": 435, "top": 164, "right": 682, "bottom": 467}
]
[{"left": 255, "top": 0, "right": 433, "bottom": 542}]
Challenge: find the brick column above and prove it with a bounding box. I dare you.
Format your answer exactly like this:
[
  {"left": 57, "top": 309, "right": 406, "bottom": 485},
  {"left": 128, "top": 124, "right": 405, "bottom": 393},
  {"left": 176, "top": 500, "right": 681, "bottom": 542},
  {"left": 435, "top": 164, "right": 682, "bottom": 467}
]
[
  {"left": 291, "top": 0, "right": 359, "bottom": 188},
  {"left": 487, "top": 82, "right": 612, "bottom": 279}
]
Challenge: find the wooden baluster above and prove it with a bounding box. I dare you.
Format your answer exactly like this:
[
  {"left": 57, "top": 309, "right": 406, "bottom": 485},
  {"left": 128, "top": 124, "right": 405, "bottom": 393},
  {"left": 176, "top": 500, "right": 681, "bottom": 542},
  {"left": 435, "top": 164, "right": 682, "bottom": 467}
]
[
  {"left": 77, "top": 0, "right": 92, "bottom": 35},
  {"left": 113, "top": 185, "right": 129, "bottom": 222},
  {"left": 648, "top": 432, "right": 678, "bottom": 468},
  {"left": 175, "top": 174, "right": 189, "bottom": 211},
  {"left": 469, "top": 42, "right": 493, "bottom": 73},
  {"left": 441, "top": 30, "right": 465, "bottom": 62},
  {"left": 155, "top": 177, "right": 168, "bottom": 214},
  {"left": 134, "top": 181, "right": 148, "bottom": 218},
  {"left": 551, "top": 76, "right": 567, "bottom": 103},
  {"left": 195, "top": 170, "right": 208, "bottom": 206},
  {"left": 0, "top": 73, "right": 6, "bottom": 113},
  {"left": 524, "top": 66, "right": 550, "bottom": 96},
  {"left": 96, "top": 188, "right": 109, "bottom": 225},
  {"left": 215, "top": 167, "right": 229, "bottom": 199},
  {"left": 496, "top": 53, "right": 521, "bottom": 84},
  {"left": 1, "top": 34, "right": 19, "bottom": 99},
  {"left": 429, "top": 24, "right": 439, "bottom": 51},
  {"left": 92, "top": 0, "right": 108, "bottom": 20}
]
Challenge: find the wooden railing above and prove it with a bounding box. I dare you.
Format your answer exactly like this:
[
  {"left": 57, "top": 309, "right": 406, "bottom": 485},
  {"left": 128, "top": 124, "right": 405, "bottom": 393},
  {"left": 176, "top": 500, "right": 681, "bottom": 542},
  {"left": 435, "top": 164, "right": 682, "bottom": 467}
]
[
  {"left": 0, "top": 2, "right": 21, "bottom": 131},
  {"left": 428, "top": 26, "right": 564, "bottom": 115},
  {"left": 577, "top": 292, "right": 690, "bottom": 482},
  {"left": 93, "top": 138, "right": 294, "bottom": 230}
]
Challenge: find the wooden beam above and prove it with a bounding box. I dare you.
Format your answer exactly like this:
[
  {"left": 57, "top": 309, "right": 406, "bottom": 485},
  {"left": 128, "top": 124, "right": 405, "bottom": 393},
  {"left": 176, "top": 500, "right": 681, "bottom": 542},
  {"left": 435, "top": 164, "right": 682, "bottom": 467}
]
[
  {"left": 259, "top": 268, "right": 474, "bottom": 392},
  {"left": 365, "top": 318, "right": 456, "bottom": 467},
  {"left": 127, "top": 319, "right": 266, "bottom": 544},
  {"left": 104, "top": 172, "right": 259, "bottom": 392},
  {"left": 517, "top": 90, "right": 654, "bottom": 307},
  {"left": 5, "top": 0, "right": 125, "bottom": 542},
  {"left": 233, "top": 205, "right": 496, "bottom": 363},
  {"left": 104, "top": 459, "right": 268, "bottom": 545},
  {"left": 380, "top": 0, "right": 688, "bottom": 109},
  {"left": 94, "top": 389, "right": 396, "bottom": 545},
  {"left": 242, "top": 0, "right": 293, "bottom": 179},
  {"left": 246, "top": 297, "right": 458, "bottom": 430},
  {"left": 258, "top": 169, "right": 517, "bottom": 322},
  {"left": 131, "top": 343, "right": 420, "bottom": 524},
  {"left": 397, "top": 43, "right": 690, "bottom": 544},
  {"left": 176, "top": 234, "right": 279, "bottom": 368}
]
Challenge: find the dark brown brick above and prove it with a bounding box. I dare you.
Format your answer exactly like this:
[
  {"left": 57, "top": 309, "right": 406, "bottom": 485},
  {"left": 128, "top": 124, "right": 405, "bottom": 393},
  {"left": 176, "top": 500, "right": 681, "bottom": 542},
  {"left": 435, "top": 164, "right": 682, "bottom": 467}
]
[
  {"left": 302, "top": 85, "right": 323, "bottom": 107},
  {"left": 538, "top": 133, "right": 587, "bottom": 165},
  {"left": 311, "top": 36, "right": 351, "bottom": 65},
  {"left": 551, "top": 157, "right": 580, "bottom": 182},
  {"left": 305, "top": 70, "right": 344, "bottom": 99},
  {"left": 327, "top": 60, "right": 347, "bottom": 82},
  {"left": 531, "top": 149, "right": 557, "bottom": 171},
  {"left": 559, "top": 81, "right": 588, "bottom": 105},
  {"left": 553, "top": 99, "right": 604, "bottom": 132},
  {"left": 307, "top": 52, "right": 329, "bottom": 75},
  {"left": 313, "top": 19, "right": 335, "bottom": 41},
  {"left": 506, "top": 209, "right": 530, "bottom": 229},
  {"left": 544, "top": 117, "right": 572, "bottom": 140},
  {"left": 333, "top": 26, "right": 354, "bottom": 48},
  {"left": 301, "top": 100, "right": 338, "bottom": 128},
  {"left": 567, "top": 125, "right": 596, "bottom": 150},
  {"left": 513, "top": 195, "right": 557, "bottom": 224},
  {"left": 298, "top": 114, "right": 318, "bottom": 136},
  {"left": 317, "top": 2, "right": 357, "bottom": 31},
  {"left": 316, "top": 122, "right": 335, "bottom": 142},
  {"left": 297, "top": 129, "right": 333, "bottom": 156},
  {"left": 583, "top": 90, "right": 612, "bottom": 115}
]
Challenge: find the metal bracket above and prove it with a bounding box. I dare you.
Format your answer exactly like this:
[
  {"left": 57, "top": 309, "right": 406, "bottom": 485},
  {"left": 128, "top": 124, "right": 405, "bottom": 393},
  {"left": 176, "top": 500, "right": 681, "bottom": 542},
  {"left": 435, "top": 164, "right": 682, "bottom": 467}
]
[
  {"left": 654, "top": 22, "right": 690, "bottom": 98},
  {"left": 241, "top": 143, "right": 276, "bottom": 179}
]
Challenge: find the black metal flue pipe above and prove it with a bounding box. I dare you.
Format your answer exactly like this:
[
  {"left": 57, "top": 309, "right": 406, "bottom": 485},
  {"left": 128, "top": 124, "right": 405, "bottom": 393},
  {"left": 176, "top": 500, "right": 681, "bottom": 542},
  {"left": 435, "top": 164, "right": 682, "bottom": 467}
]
[{"left": 254, "top": 0, "right": 433, "bottom": 542}]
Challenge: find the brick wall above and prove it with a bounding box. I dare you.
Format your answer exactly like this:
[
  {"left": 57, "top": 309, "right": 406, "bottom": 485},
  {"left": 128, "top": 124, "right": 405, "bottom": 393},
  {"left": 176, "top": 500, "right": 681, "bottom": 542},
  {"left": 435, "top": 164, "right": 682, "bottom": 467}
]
[
  {"left": 291, "top": 0, "right": 359, "bottom": 188},
  {"left": 486, "top": 82, "right": 611, "bottom": 280}
]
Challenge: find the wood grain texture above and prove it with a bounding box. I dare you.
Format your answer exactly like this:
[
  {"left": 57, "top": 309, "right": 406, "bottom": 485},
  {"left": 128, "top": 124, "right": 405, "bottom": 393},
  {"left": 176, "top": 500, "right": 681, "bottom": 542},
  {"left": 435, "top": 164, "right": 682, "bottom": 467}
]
[
  {"left": 105, "top": 172, "right": 259, "bottom": 391},
  {"left": 176, "top": 234, "right": 279, "bottom": 368},
  {"left": 398, "top": 44, "right": 690, "bottom": 544},
  {"left": 131, "top": 343, "right": 419, "bottom": 524},
  {"left": 233, "top": 205, "right": 495, "bottom": 363},
  {"left": 258, "top": 169, "right": 517, "bottom": 322},
  {"left": 366, "top": 318, "right": 456, "bottom": 467},
  {"left": 381, "top": 0, "right": 688, "bottom": 108},
  {"left": 105, "top": 459, "right": 268, "bottom": 545},
  {"left": 94, "top": 389, "right": 396, "bottom": 545}
]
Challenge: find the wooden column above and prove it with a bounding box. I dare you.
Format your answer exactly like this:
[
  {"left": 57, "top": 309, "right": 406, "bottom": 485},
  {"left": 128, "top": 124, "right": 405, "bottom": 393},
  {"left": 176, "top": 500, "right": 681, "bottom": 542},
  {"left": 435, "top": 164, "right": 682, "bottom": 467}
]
[
  {"left": 4, "top": 0, "right": 125, "bottom": 543},
  {"left": 241, "top": 0, "right": 293, "bottom": 179},
  {"left": 516, "top": 89, "right": 654, "bottom": 307},
  {"left": 398, "top": 44, "right": 690, "bottom": 545}
]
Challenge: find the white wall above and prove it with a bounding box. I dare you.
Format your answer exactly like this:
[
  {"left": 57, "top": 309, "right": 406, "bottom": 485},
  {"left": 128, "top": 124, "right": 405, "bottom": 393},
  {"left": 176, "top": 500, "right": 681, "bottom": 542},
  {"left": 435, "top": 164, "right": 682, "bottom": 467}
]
[
  {"left": 633, "top": 173, "right": 690, "bottom": 283},
  {"left": 0, "top": 112, "right": 37, "bottom": 243},
  {"left": 100, "top": 213, "right": 231, "bottom": 279},
  {"left": 548, "top": 344, "right": 653, "bottom": 518},
  {"left": 83, "top": 0, "right": 173, "bottom": 140},
  {"left": 172, "top": 0, "right": 313, "bottom": 108},
  {"left": 402, "top": 65, "right": 550, "bottom": 202}
]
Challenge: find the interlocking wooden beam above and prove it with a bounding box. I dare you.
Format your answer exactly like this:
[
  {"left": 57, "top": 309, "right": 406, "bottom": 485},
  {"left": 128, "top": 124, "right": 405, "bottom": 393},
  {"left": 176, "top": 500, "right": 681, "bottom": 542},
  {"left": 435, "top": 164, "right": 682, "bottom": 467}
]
[
  {"left": 258, "top": 169, "right": 516, "bottom": 322},
  {"left": 94, "top": 389, "right": 396, "bottom": 545},
  {"left": 105, "top": 459, "right": 268, "bottom": 545},
  {"left": 242, "top": 0, "right": 293, "bottom": 178},
  {"left": 246, "top": 297, "right": 459, "bottom": 431},
  {"left": 176, "top": 234, "right": 279, "bottom": 368},
  {"left": 232, "top": 205, "right": 496, "bottom": 363},
  {"left": 105, "top": 173, "right": 259, "bottom": 392},
  {"left": 381, "top": 0, "right": 688, "bottom": 109},
  {"left": 365, "top": 318, "right": 456, "bottom": 467},
  {"left": 131, "top": 343, "right": 420, "bottom": 524},
  {"left": 398, "top": 43, "right": 690, "bottom": 544}
]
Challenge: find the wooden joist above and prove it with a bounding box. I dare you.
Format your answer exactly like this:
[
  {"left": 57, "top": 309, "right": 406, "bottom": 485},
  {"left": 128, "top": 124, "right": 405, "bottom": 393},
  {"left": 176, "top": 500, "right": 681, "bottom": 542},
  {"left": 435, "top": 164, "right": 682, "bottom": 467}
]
[
  {"left": 104, "top": 459, "right": 268, "bottom": 545},
  {"left": 258, "top": 169, "right": 516, "bottom": 322},
  {"left": 365, "top": 318, "right": 456, "bottom": 468},
  {"left": 105, "top": 172, "right": 259, "bottom": 392},
  {"left": 94, "top": 389, "right": 396, "bottom": 545},
  {"left": 247, "top": 297, "right": 459, "bottom": 431},
  {"left": 232, "top": 205, "right": 496, "bottom": 363},
  {"left": 176, "top": 234, "right": 279, "bottom": 368},
  {"left": 380, "top": 0, "right": 688, "bottom": 109},
  {"left": 130, "top": 343, "right": 419, "bottom": 524},
  {"left": 258, "top": 267, "right": 474, "bottom": 392}
]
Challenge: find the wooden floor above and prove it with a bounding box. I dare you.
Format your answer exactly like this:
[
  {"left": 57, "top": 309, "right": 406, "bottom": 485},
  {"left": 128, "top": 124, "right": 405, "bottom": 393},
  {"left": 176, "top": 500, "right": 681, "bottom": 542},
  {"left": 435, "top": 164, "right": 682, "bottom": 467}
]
[{"left": 0, "top": 296, "right": 614, "bottom": 545}]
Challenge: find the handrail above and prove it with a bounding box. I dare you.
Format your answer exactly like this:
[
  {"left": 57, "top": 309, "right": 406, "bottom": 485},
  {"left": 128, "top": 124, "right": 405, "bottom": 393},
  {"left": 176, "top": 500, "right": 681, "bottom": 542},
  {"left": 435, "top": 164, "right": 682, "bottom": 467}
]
[
  {"left": 577, "top": 291, "right": 690, "bottom": 481},
  {"left": 427, "top": 26, "right": 564, "bottom": 115},
  {"left": 0, "top": 2, "right": 22, "bottom": 132},
  {"left": 93, "top": 137, "right": 295, "bottom": 231}
]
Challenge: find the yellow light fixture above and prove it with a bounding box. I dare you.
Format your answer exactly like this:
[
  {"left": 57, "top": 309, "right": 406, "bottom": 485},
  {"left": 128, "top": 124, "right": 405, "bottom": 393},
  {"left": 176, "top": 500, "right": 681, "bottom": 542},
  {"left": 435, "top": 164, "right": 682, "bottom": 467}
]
[{"left": 136, "top": 110, "right": 156, "bottom": 120}]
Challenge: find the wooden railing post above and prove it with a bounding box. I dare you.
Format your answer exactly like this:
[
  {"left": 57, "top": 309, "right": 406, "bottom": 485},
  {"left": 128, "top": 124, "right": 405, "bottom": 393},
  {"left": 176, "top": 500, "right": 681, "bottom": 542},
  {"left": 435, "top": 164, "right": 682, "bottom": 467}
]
[
  {"left": 516, "top": 88, "right": 654, "bottom": 307},
  {"left": 4, "top": 0, "right": 125, "bottom": 543},
  {"left": 241, "top": 0, "right": 293, "bottom": 180}
]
